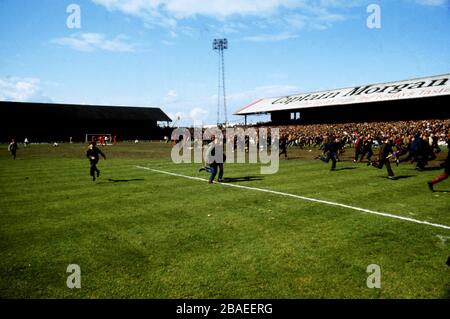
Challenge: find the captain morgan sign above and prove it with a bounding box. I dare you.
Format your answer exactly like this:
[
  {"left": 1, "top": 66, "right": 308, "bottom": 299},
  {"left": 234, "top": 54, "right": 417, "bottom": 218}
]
[{"left": 235, "top": 74, "right": 450, "bottom": 115}]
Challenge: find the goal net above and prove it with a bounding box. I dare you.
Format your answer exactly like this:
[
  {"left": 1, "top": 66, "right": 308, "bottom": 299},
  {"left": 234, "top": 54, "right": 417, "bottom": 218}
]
[{"left": 85, "top": 134, "right": 112, "bottom": 145}]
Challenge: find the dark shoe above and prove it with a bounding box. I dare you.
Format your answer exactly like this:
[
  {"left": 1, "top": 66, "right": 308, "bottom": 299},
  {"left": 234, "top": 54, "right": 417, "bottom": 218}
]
[
  {"left": 218, "top": 179, "right": 224, "bottom": 182},
  {"left": 92, "top": 176, "right": 96, "bottom": 181},
  {"left": 199, "top": 167, "right": 206, "bottom": 172},
  {"left": 427, "top": 181, "right": 434, "bottom": 192},
  {"left": 208, "top": 180, "right": 213, "bottom": 184}
]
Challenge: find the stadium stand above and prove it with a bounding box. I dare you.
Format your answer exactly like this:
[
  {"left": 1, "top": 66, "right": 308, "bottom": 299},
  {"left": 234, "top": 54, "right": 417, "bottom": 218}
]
[
  {"left": 0, "top": 101, "right": 172, "bottom": 143},
  {"left": 235, "top": 73, "right": 450, "bottom": 124}
]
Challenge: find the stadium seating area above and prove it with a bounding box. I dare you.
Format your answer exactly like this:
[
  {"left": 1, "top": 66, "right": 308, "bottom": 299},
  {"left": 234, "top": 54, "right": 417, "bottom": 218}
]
[{"left": 248, "top": 119, "right": 450, "bottom": 147}]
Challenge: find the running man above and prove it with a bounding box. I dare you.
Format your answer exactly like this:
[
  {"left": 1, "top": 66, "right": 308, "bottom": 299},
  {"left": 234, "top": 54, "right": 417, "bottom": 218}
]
[
  {"left": 200, "top": 135, "right": 225, "bottom": 184},
  {"left": 86, "top": 142, "right": 106, "bottom": 181},
  {"left": 353, "top": 134, "right": 364, "bottom": 163},
  {"left": 320, "top": 137, "right": 340, "bottom": 171},
  {"left": 8, "top": 138, "right": 18, "bottom": 160},
  {"left": 371, "top": 137, "right": 395, "bottom": 179},
  {"left": 360, "top": 135, "right": 374, "bottom": 165},
  {"left": 427, "top": 137, "right": 449, "bottom": 192},
  {"left": 279, "top": 134, "right": 288, "bottom": 158}
]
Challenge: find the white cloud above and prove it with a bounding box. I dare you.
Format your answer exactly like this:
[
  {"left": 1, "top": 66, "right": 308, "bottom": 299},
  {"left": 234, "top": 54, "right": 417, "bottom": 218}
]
[
  {"left": 164, "top": 89, "right": 179, "bottom": 102},
  {"left": 167, "top": 107, "right": 209, "bottom": 125},
  {"left": 51, "top": 33, "right": 135, "bottom": 52},
  {"left": 215, "top": 22, "right": 249, "bottom": 34},
  {"left": 91, "top": 0, "right": 448, "bottom": 37},
  {"left": 415, "top": 0, "right": 448, "bottom": 6},
  {"left": 162, "top": 0, "right": 297, "bottom": 19},
  {"left": 283, "top": 14, "right": 307, "bottom": 29},
  {"left": 189, "top": 107, "right": 209, "bottom": 121},
  {"left": 0, "top": 77, "right": 52, "bottom": 102},
  {"left": 91, "top": 0, "right": 356, "bottom": 32},
  {"left": 242, "top": 32, "right": 298, "bottom": 42},
  {"left": 317, "top": 0, "right": 365, "bottom": 8},
  {"left": 92, "top": 0, "right": 178, "bottom": 27},
  {"left": 92, "top": 0, "right": 293, "bottom": 20},
  {"left": 161, "top": 39, "right": 176, "bottom": 46}
]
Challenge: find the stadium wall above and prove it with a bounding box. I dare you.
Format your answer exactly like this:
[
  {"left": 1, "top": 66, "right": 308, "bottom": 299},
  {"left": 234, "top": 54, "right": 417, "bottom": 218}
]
[{"left": 0, "top": 101, "right": 172, "bottom": 143}]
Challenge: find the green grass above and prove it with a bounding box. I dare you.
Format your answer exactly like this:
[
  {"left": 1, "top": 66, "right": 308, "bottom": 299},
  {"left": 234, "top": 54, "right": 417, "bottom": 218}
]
[{"left": 0, "top": 142, "right": 449, "bottom": 298}]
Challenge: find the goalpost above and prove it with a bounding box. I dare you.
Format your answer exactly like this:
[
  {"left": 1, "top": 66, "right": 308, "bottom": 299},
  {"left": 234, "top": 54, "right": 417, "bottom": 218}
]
[{"left": 85, "top": 133, "right": 112, "bottom": 144}]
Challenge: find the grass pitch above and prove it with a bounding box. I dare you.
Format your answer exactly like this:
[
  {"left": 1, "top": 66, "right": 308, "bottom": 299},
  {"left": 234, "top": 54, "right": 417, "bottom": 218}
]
[{"left": 0, "top": 142, "right": 449, "bottom": 298}]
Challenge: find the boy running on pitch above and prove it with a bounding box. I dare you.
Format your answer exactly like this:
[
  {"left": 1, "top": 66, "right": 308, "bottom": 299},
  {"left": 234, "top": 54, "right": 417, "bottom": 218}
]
[{"left": 86, "top": 141, "right": 106, "bottom": 181}]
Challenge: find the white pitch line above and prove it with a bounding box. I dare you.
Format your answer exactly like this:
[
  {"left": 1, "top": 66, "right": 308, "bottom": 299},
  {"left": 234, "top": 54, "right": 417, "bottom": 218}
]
[{"left": 135, "top": 165, "right": 450, "bottom": 231}]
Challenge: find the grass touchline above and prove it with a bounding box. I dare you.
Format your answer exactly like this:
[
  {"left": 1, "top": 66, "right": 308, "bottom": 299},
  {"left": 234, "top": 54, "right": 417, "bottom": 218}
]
[{"left": 135, "top": 165, "right": 450, "bottom": 231}]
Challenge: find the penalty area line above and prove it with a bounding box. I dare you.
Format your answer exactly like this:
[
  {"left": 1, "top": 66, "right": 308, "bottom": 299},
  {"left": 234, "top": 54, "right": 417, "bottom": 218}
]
[{"left": 135, "top": 165, "right": 450, "bottom": 231}]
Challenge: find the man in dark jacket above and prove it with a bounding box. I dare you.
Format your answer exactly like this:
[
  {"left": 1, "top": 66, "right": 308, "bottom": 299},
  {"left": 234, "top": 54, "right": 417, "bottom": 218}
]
[
  {"left": 354, "top": 134, "right": 364, "bottom": 163},
  {"left": 360, "top": 135, "right": 374, "bottom": 165},
  {"left": 279, "top": 134, "right": 288, "bottom": 158},
  {"left": 86, "top": 142, "right": 106, "bottom": 181},
  {"left": 8, "top": 138, "right": 18, "bottom": 160},
  {"left": 200, "top": 135, "right": 225, "bottom": 183},
  {"left": 371, "top": 137, "right": 395, "bottom": 179},
  {"left": 320, "top": 137, "right": 341, "bottom": 171},
  {"left": 414, "top": 134, "right": 433, "bottom": 170},
  {"left": 427, "top": 136, "right": 449, "bottom": 192}
]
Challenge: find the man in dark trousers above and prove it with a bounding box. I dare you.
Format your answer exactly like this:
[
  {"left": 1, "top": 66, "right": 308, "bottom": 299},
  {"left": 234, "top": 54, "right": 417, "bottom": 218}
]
[
  {"left": 360, "top": 135, "right": 374, "bottom": 165},
  {"left": 354, "top": 134, "right": 364, "bottom": 163},
  {"left": 86, "top": 142, "right": 106, "bottom": 181},
  {"left": 279, "top": 134, "right": 288, "bottom": 158},
  {"left": 200, "top": 135, "right": 225, "bottom": 183},
  {"left": 427, "top": 136, "right": 449, "bottom": 192},
  {"left": 320, "top": 137, "right": 340, "bottom": 171},
  {"left": 413, "top": 134, "right": 433, "bottom": 170},
  {"left": 8, "top": 138, "right": 18, "bottom": 160},
  {"left": 371, "top": 137, "right": 395, "bottom": 179}
]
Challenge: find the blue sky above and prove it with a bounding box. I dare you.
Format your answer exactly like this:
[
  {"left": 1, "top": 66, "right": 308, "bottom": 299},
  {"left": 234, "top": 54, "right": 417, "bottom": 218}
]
[{"left": 1, "top": 0, "right": 450, "bottom": 126}]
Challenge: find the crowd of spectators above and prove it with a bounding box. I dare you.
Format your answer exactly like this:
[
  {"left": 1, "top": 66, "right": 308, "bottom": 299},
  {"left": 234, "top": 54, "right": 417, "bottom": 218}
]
[
  {"left": 182, "top": 119, "right": 449, "bottom": 152},
  {"left": 254, "top": 119, "right": 450, "bottom": 149}
]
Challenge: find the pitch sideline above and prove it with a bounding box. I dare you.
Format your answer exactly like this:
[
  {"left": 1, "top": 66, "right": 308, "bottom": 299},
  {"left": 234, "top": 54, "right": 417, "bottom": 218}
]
[{"left": 135, "top": 165, "right": 450, "bottom": 231}]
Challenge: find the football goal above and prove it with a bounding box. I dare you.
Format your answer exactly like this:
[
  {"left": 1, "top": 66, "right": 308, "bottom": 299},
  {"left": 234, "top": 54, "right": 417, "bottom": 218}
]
[{"left": 85, "top": 134, "right": 112, "bottom": 144}]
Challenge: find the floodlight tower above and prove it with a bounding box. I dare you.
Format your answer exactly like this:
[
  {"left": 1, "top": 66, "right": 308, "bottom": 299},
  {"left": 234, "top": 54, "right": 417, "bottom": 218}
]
[{"left": 213, "top": 38, "right": 228, "bottom": 126}]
